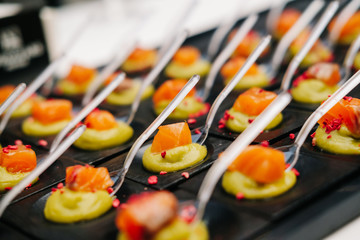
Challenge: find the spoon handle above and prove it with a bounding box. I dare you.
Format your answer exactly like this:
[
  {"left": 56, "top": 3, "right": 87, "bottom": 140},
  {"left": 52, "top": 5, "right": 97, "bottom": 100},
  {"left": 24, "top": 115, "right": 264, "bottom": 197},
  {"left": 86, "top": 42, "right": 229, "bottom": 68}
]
[
  {"left": 195, "top": 92, "right": 292, "bottom": 222},
  {"left": 206, "top": 0, "right": 243, "bottom": 60},
  {"left": 280, "top": 1, "right": 339, "bottom": 92},
  {"left": 202, "top": 14, "right": 258, "bottom": 101},
  {"left": 0, "top": 83, "right": 26, "bottom": 117},
  {"left": 293, "top": 69, "right": 360, "bottom": 153},
  {"left": 0, "top": 124, "right": 86, "bottom": 217},
  {"left": 270, "top": 0, "right": 325, "bottom": 78},
  {"left": 157, "top": 0, "right": 197, "bottom": 59},
  {"left": 265, "top": 1, "right": 286, "bottom": 35},
  {"left": 111, "top": 75, "right": 200, "bottom": 196},
  {"left": 341, "top": 34, "right": 360, "bottom": 85},
  {"left": 82, "top": 40, "right": 137, "bottom": 106},
  {"left": 199, "top": 35, "right": 271, "bottom": 146},
  {"left": 126, "top": 29, "right": 189, "bottom": 125},
  {"left": 0, "top": 17, "right": 94, "bottom": 133},
  {"left": 49, "top": 73, "right": 126, "bottom": 153},
  {"left": 328, "top": 0, "right": 360, "bottom": 46}
]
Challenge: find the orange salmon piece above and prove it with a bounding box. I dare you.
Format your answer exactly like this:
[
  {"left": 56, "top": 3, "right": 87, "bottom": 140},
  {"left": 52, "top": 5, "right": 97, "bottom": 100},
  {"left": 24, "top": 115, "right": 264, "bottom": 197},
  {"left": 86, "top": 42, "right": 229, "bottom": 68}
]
[
  {"left": 65, "top": 165, "right": 114, "bottom": 192},
  {"left": 66, "top": 65, "right": 96, "bottom": 84},
  {"left": 32, "top": 99, "right": 72, "bottom": 124},
  {"left": 220, "top": 57, "right": 260, "bottom": 79},
  {"left": 172, "top": 46, "right": 200, "bottom": 65},
  {"left": 0, "top": 145, "right": 36, "bottom": 173},
  {"left": 152, "top": 79, "right": 196, "bottom": 106},
  {"left": 84, "top": 109, "right": 117, "bottom": 130},
  {"left": 233, "top": 87, "right": 277, "bottom": 116},
  {"left": 228, "top": 145, "right": 285, "bottom": 184},
  {"left": 151, "top": 122, "right": 192, "bottom": 153}
]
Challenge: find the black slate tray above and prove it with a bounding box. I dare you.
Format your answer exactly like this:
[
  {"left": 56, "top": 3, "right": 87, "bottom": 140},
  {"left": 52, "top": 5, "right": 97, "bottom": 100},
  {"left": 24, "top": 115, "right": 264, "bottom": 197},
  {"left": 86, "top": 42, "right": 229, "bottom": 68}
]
[
  {"left": 98, "top": 136, "right": 231, "bottom": 190},
  {"left": 0, "top": 156, "right": 85, "bottom": 204},
  {"left": 178, "top": 135, "right": 360, "bottom": 220},
  {"left": 209, "top": 103, "right": 311, "bottom": 143}
]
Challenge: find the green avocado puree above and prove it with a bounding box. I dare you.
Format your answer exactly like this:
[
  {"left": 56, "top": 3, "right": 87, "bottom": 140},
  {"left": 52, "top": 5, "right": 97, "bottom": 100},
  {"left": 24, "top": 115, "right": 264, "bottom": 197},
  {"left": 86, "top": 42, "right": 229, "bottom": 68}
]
[
  {"left": 225, "top": 108, "right": 282, "bottom": 133},
  {"left": 224, "top": 71, "right": 269, "bottom": 90},
  {"left": 143, "top": 143, "right": 207, "bottom": 172},
  {"left": 222, "top": 170, "right": 296, "bottom": 199},
  {"left": 44, "top": 187, "right": 113, "bottom": 223},
  {"left": 0, "top": 167, "right": 37, "bottom": 191},
  {"left": 22, "top": 118, "right": 70, "bottom": 136},
  {"left": 154, "top": 97, "right": 206, "bottom": 119},
  {"left": 73, "top": 121, "right": 133, "bottom": 150},
  {"left": 291, "top": 79, "right": 339, "bottom": 104},
  {"left": 164, "top": 59, "right": 211, "bottom": 79},
  {"left": 315, "top": 125, "right": 360, "bottom": 154},
  {"left": 57, "top": 77, "right": 94, "bottom": 95},
  {"left": 106, "top": 80, "right": 154, "bottom": 105}
]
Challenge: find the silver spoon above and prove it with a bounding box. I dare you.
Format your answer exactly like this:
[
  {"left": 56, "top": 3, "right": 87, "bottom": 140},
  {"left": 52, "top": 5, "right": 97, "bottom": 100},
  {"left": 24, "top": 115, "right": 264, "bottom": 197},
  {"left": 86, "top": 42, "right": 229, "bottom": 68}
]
[
  {"left": 200, "top": 14, "right": 259, "bottom": 101},
  {"left": 0, "top": 124, "right": 86, "bottom": 217},
  {"left": 0, "top": 16, "right": 93, "bottom": 134},
  {"left": 192, "top": 91, "right": 292, "bottom": 224},
  {"left": 280, "top": 1, "right": 339, "bottom": 92},
  {"left": 81, "top": 14, "right": 152, "bottom": 106},
  {"left": 49, "top": 72, "right": 126, "bottom": 153},
  {"left": 0, "top": 83, "right": 26, "bottom": 117},
  {"left": 339, "top": 34, "right": 360, "bottom": 85},
  {"left": 197, "top": 35, "right": 271, "bottom": 145},
  {"left": 126, "top": 29, "right": 189, "bottom": 125},
  {"left": 110, "top": 74, "right": 201, "bottom": 197},
  {"left": 327, "top": 0, "right": 360, "bottom": 48},
  {"left": 267, "top": 0, "right": 325, "bottom": 80},
  {"left": 279, "top": 69, "right": 360, "bottom": 172},
  {"left": 205, "top": 0, "right": 244, "bottom": 61}
]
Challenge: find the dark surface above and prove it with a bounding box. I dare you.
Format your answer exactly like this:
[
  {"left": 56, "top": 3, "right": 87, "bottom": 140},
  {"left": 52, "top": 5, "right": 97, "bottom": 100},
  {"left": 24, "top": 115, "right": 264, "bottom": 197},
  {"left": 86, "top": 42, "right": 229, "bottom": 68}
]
[
  {"left": 209, "top": 104, "right": 312, "bottom": 143},
  {"left": 3, "top": 0, "right": 360, "bottom": 239},
  {"left": 101, "top": 136, "right": 231, "bottom": 190}
]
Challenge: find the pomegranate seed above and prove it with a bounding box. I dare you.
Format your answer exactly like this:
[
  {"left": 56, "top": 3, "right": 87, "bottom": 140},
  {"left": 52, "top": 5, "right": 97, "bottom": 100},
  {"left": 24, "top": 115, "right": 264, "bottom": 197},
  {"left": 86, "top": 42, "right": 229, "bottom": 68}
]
[
  {"left": 260, "top": 141, "right": 269, "bottom": 147},
  {"left": 147, "top": 176, "right": 158, "bottom": 185},
  {"left": 14, "top": 140, "right": 23, "bottom": 145},
  {"left": 112, "top": 199, "right": 120, "bottom": 208},
  {"left": 38, "top": 139, "right": 48, "bottom": 147},
  {"left": 161, "top": 151, "right": 166, "bottom": 158},
  {"left": 187, "top": 118, "right": 196, "bottom": 124},
  {"left": 160, "top": 171, "right": 167, "bottom": 175},
  {"left": 107, "top": 188, "right": 114, "bottom": 194},
  {"left": 289, "top": 133, "right": 295, "bottom": 140},
  {"left": 236, "top": 192, "right": 244, "bottom": 200},
  {"left": 181, "top": 172, "right": 190, "bottom": 179},
  {"left": 57, "top": 183, "right": 64, "bottom": 189}
]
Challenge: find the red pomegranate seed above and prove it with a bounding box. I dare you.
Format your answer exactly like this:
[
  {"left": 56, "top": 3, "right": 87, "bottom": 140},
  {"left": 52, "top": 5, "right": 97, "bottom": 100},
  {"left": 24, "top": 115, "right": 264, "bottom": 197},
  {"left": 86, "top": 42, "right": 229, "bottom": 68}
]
[
  {"left": 181, "top": 172, "right": 190, "bottom": 179},
  {"left": 160, "top": 171, "right": 167, "bottom": 175},
  {"left": 161, "top": 151, "right": 166, "bottom": 158},
  {"left": 112, "top": 199, "right": 120, "bottom": 208},
  {"left": 289, "top": 133, "right": 295, "bottom": 140},
  {"left": 38, "top": 139, "right": 48, "bottom": 147},
  {"left": 236, "top": 192, "right": 244, "bottom": 200},
  {"left": 14, "top": 140, "right": 23, "bottom": 145},
  {"left": 147, "top": 176, "right": 158, "bottom": 185},
  {"left": 260, "top": 141, "right": 269, "bottom": 147}
]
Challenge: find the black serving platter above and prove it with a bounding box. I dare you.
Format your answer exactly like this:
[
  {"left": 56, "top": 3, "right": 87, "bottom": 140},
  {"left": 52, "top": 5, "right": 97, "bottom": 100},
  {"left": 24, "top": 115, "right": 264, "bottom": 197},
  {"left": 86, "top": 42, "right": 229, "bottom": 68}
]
[
  {"left": 0, "top": 177, "right": 271, "bottom": 240},
  {"left": 178, "top": 135, "right": 360, "bottom": 220},
  {"left": 0, "top": 222, "right": 32, "bottom": 240},
  {"left": 0, "top": 155, "right": 85, "bottom": 204},
  {"left": 3, "top": 117, "right": 147, "bottom": 165},
  {"left": 98, "top": 136, "right": 231, "bottom": 190},
  {"left": 209, "top": 102, "right": 311, "bottom": 143}
]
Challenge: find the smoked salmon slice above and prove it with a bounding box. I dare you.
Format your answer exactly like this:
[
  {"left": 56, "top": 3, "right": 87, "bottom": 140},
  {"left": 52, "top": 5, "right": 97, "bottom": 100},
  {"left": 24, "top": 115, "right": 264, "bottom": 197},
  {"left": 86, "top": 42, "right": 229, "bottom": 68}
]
[
  {"left": 152, "top": 79, "right": 196, "bottom": 107},
  {"left": 65, "top": 165, "right": 114, "bottom": 192},
  {"left": 151, "top": 122, "right": 192, "bottom": 153},
  {"left": 172, "top": 46, "right": 200, "bottom": 65},
  {"left": 32, "top": 99, "right": 72, "bottom": 124},
  {"left": 0, "top": 144, "right": 36, "bottom": 173},
  {"left": 84, "top": 109, "right": 117, "bottom": 130},
  {"left": 228, "top": 145, "right": 285, "bottom": 184},
  {"left": 233, "top": 87, "right": 277, "bottom": 116}
]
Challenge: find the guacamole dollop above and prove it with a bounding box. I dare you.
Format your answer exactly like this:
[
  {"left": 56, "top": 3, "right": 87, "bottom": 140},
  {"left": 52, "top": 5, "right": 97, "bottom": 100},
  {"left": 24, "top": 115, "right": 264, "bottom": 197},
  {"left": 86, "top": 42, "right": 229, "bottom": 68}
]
[
  {"left": 57, "top": 77, "right": 94, "bottom": 95},
  {"left": 44, "top": 187, "right": 113, "bottom": 223},
  {"left": 291, "top": 79, "right": 339, "bottom": 104},
  {"left": 73, "top": 121, "right": 133, "bottom": 151},
  {"left": 225, "top": 108, "right": 283, "bottom": 133},
  {"left": 0, "top": 167, "right": 36, "bottom": 191},
  {"left": 106, "top": 81, "right": 154, "bottom": 105},
  {"left": 164, "top": 59, "right": 211, "bottom": 79},
  {"left": 224, "top": 71, "right": 269, "bottom": 90},
  {"left": 22, "top": 118, "right": 70, "bottom": 136},
  {"left": 154, "top": 97, "right": 206, "bottom": 119},
  {"left": 118, "top": 219, "right": 208, "bottom": 240},
  {"left": 315, "top": 125, "right": 360, "bottom": 155},
  {"left": 143, "top": 143, "right": 207, "bottom": 172},
  {"left": 222, "top": 170, "right": 296, "bottom": 199}
]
